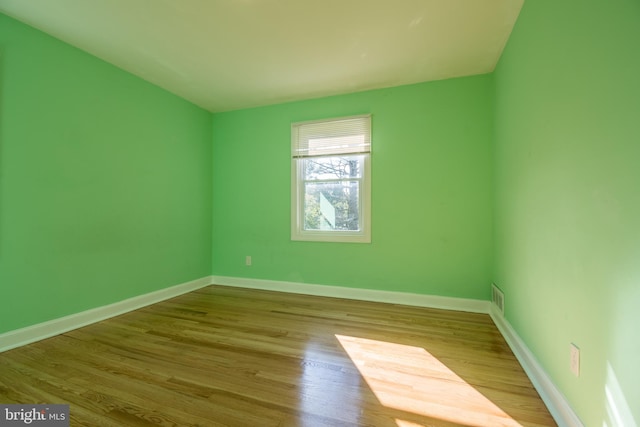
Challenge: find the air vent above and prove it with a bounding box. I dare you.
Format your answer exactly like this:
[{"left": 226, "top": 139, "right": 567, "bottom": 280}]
[{"left": 491, "top": 283, "right": 505, "bottom": 315}]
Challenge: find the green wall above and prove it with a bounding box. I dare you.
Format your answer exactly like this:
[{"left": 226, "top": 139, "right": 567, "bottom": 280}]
[
  {"left": 7, "top": 4, "right": 637, "bottom": 424},
  {"left": 494, "top": 0, "right": 640, "bottom": 425},
  {"left": 0, "top": 14, "right": 213, "bottom": 334},
  {"left": 212, "top": 75, "right": 494, "bottom": 299}
]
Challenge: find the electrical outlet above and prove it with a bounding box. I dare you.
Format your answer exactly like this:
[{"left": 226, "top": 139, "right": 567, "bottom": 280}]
[
  {"left": 570, "top": 343, "right": 580, "bottom": 377},
  {"left": 245, "top": 256, "right": 252, "bottom": 266}
]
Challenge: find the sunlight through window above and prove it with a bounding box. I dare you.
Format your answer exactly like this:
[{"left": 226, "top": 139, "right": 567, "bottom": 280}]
[{"left": 335, "top": 334, "right": 523, "bottom": 427}]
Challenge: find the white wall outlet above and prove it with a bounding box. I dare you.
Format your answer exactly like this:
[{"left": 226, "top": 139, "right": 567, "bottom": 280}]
[
  {"left": 245, "top": 256, "right": 252, "bottom": 266},
  {"left": 570, "top": 343, "right": 580, "bottom": 377}
]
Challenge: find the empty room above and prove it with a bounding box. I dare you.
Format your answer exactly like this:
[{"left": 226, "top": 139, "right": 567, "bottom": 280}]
[{"left": 0, "top": 0, "right": 638, "bottom": 426}]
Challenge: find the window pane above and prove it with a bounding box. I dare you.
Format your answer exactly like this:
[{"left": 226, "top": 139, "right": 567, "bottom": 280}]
[
  {"left": 303, "top": 155, "right": 362, "bottom": 180},
  {"left": 304, "top": 181, "right": 360, "bottom": 231}
]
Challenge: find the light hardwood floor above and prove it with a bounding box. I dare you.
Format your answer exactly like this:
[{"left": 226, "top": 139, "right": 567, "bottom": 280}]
[{"left": 0, "top": 285, "right": 556, "bottom": 426}]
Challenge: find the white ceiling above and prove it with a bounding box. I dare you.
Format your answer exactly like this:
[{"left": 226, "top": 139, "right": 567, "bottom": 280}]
[{"left": 0, "top": 0, "right": 523, "bottom": 113}]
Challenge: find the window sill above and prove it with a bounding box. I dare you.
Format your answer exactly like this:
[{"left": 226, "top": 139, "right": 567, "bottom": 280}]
[{"left": 291, "top": 231, "right": 371, "bottom": 243}]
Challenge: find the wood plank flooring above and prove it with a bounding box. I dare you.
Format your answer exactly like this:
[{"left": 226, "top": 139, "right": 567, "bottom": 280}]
[{"left": 0, "top": 285, "right": 556, "bottom": 426}]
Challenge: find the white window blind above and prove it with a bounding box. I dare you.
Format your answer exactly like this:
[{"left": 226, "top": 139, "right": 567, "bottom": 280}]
[{"left": 292, "top": 115, "right": 371, "bottom": 158}]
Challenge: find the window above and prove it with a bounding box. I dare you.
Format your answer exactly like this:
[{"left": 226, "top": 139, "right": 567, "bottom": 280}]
[{"left": 291, "top": 114, "right": 371, "bottom": 243}]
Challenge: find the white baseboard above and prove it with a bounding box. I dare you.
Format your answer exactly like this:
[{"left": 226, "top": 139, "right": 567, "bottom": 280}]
[
  {"left": 0, "top": 276, "right": 213, "bottom": 353},
  {"left": 212, "top": 275, "right": 490, "bottom": 313},
  {"left": 0, "top": 273, "right": 582, "bottom": 427},
  {"left": 489, "top": 306, "right": 584, "bottom": 427},
  {"left": 213, "top": 276, "right": 582, "bottom": 426}
]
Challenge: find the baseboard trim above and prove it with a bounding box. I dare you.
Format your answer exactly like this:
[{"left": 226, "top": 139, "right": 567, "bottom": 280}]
[
  {"left": 0, "top": 276, "right": 213, "bottom": 354},
  {"left": 0, "top": 273, "right": 582, "bottom": 426},
  {"left": 212, "top": 275, "right": 490, "bottom": 313},
  {"left": 214, "top": 277, "right": 579, "bottom": 425},
  {"left": 489, "top": 306, "right": 583, "bottom": 427}
]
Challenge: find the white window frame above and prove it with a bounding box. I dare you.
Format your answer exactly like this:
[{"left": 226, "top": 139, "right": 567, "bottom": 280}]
[{"left": 291, "top": 114, "right": 371, "bottom": 243}]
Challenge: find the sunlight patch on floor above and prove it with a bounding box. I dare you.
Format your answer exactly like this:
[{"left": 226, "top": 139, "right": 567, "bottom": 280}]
[
  {"left": 395, "top": 419, "right": 428, "bottom": 427},
  {"left": 335, "top": 334, "right": 522, "bottom": 427}
]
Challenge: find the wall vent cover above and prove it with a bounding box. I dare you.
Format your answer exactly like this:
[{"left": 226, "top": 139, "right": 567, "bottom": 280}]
[{"left": 491, "top": 283, "right": 505, "bottom": 315}]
